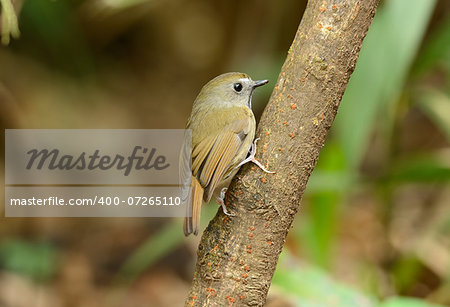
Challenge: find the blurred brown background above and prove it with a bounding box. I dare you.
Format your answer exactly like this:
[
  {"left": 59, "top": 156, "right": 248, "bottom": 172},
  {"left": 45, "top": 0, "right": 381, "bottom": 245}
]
[{"left": 0, "top": 0, "right": 449, "bottom": 306}]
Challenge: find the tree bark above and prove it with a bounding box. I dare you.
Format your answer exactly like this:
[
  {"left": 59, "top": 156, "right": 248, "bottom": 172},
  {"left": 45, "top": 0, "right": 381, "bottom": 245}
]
[{"left": 186, "top": 0, "right": 379, "bottom": 306}]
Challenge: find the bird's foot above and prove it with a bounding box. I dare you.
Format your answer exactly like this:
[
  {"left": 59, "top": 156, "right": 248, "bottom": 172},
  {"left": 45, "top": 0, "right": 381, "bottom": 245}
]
[
  {"left": 238, "top": 138, "right": 275, "bottom": 173},
  {"left": 216, "top": 187, "right": 234, "bottom": 216}
]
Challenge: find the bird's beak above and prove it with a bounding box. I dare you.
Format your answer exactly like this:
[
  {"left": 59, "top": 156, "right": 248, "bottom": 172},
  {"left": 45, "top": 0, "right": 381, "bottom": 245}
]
[{"left": 253, "top": 79, "right": 269, "bottom": 88}]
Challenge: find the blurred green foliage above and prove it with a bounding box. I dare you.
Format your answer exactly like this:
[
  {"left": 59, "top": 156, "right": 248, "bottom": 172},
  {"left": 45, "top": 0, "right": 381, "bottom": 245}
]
[
  {"left": 19, "top": 0, "right": 93, "bottom": 75},
  {"left": 273, "top": 252, "right": 377, "bottom": 307},
  {"left": 117, "top": 220, "right": 184, "bottom": 283},
  {"left": 334, "top": 0, "right": 437, "bottom": 170},
  {"left": 0, "top": 0, "right": 20, "bottom": 45},
  {"left": 0, "top": 0, "right": 448, "bottom": 305},
  {"left": 290, "top": 0, "right": 450, "bottom": 303},
  {"left": 0, "top": 239, "right": 57, "bottom": 281},
  {"left": 272, "top": 251, "right": 446, "bottom": 307},
  {"left": 294, "top": 0, "right": 442, "bottom": 274},
  {"left": 115, "top": 0, "right": 450, "bottom": 304}
]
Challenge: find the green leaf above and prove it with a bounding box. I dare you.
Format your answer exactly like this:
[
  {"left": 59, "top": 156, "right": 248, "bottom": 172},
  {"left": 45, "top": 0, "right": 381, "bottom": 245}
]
[
  {"left": 334, "top": 0, "right": 437, "bottom": 170},
  {"left": 391, "top": 256, "right": 423, "bottom": 293},
  {"left": 385, "top": 153, "right": 450, "bottom": 183},
  {"left": 272, "top": 252, "right": 448, "bottom": 307},
  {"left": 413, "top": 17, "right": 450, "bottom": 77},
  {"left": 116, "top": 205, "right": 217, "bottom": 284},
  {"left": 117, "top": 220, "right": 184, "bottom": 283},
  {"left": 414, "top": 89, "right": 450, "bottom": 140},
  {"left": 303, "top": 143, "right": 347, "bottom": 267},
  {"left": 272, "top": 252, "right": 377, "bottom": 307},
  {"left": 307, "top": 142, "right": 352, "bottom": 193},
  {"left": 0, "top": 239, "right": 57, "bottom": 281},
  {"left": 0, "top": 0, "right": 20, "bottom": 45},
  {"left": 306, "top": 171, "right": 353, "bottom": 192}
]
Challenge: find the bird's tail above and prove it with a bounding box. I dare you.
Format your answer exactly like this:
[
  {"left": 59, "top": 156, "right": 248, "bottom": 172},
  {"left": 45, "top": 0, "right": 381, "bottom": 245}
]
[{"left": 183, "top": 176, "right": 203, "bottom": 236}]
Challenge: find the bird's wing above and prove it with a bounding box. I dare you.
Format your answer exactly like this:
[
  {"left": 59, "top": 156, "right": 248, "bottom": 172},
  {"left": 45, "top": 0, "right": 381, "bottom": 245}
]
[{"left": 192, "top": 116, "right": 252, "bottom": 202}]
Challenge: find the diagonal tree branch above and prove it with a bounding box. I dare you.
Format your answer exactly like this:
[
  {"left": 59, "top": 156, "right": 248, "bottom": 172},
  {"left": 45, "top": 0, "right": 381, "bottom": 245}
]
[{"left": 186, "top": 0, "right": 379, "bottom": 305}]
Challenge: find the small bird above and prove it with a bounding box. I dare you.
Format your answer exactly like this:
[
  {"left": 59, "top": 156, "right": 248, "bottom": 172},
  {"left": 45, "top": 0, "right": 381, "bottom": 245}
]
[{"left": 181, "top": 72, "right": 273, "bottom": 236}]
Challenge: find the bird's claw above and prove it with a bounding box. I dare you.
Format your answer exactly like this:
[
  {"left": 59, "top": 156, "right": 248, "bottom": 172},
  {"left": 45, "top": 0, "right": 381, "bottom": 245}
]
[
  {"left": 216, "top": 188, "right": 235, "bottom": 216},
  {"left": 238, "top": 138, "right": 275, "bottom": 174}
]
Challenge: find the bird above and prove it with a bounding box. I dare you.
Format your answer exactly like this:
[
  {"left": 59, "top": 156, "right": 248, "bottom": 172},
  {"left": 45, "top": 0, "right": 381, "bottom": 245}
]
[{"left": 181, "top": 72, "right": 273, "bottom": 236}]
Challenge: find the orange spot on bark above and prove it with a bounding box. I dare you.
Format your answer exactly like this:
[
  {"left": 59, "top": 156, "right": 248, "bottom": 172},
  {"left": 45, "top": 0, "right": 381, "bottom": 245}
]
[
  {"left": 332, "top": 4, "right": 338, "bottom": 9},
  {"left": 261, "top": 178, "right": 266, "bottom": 183},
  {"left": 248, "top": 233, "right": 254, "bottom": 238},
  {"left": 268, "top": 241, "right": 273, "bottom": 245},
  {"left": 289, "top": 133, "right": 294, "bottom": 138},
  {"left": 206, "top": 288, "right": 217, "bottom": 296},
  {"left": 249, "top": 226, "right": 255, "bottom": 231},
  {"left": 325, "top": 26, "right": 332, "bottom": 30},
  {"left": 244, "top": 265, "right": 250, "bottom": 271},
  {"left": 319, "top": 7, "right": 326, "bottom": 12},
  {"left": 283, "top": 121, "right": 288, "bottom": 126},
  {"left": 242, "top": 273, "right": 248, "bottom": 278},
  {"left": 240, "top": 295, "right": 245, "bottom": 300},
  {"left": 318, "top": 23, "right": 323, "bottom": 29},
  {"left": 291, "top": 103, "right": 297, "bottom": 109}
]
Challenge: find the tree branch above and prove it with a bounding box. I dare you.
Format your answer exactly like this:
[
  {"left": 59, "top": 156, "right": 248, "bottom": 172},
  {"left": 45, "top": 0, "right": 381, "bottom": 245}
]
[{"left": 186, "top": 0, "right": 379, "bottom": 305}]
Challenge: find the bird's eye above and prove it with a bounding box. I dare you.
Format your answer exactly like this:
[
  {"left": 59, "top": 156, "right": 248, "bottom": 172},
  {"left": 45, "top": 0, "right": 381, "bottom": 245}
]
[{"left": 233, "top": 83, "right": 243, "bottom": 92}]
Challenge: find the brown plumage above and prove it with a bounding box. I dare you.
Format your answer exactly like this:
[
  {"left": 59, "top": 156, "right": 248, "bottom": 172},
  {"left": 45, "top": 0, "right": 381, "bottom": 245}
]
[{"left": 181, "top": 72, "right": 268, "bottom": 236}]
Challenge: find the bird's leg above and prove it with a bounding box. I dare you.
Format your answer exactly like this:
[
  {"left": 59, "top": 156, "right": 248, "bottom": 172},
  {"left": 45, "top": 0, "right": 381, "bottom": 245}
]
[
  {"left": 216, "top": 187, "right": 234, "bottom": 216},
  {"left": 238, "top": 138, "right": 275, "bottom": 173}
]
